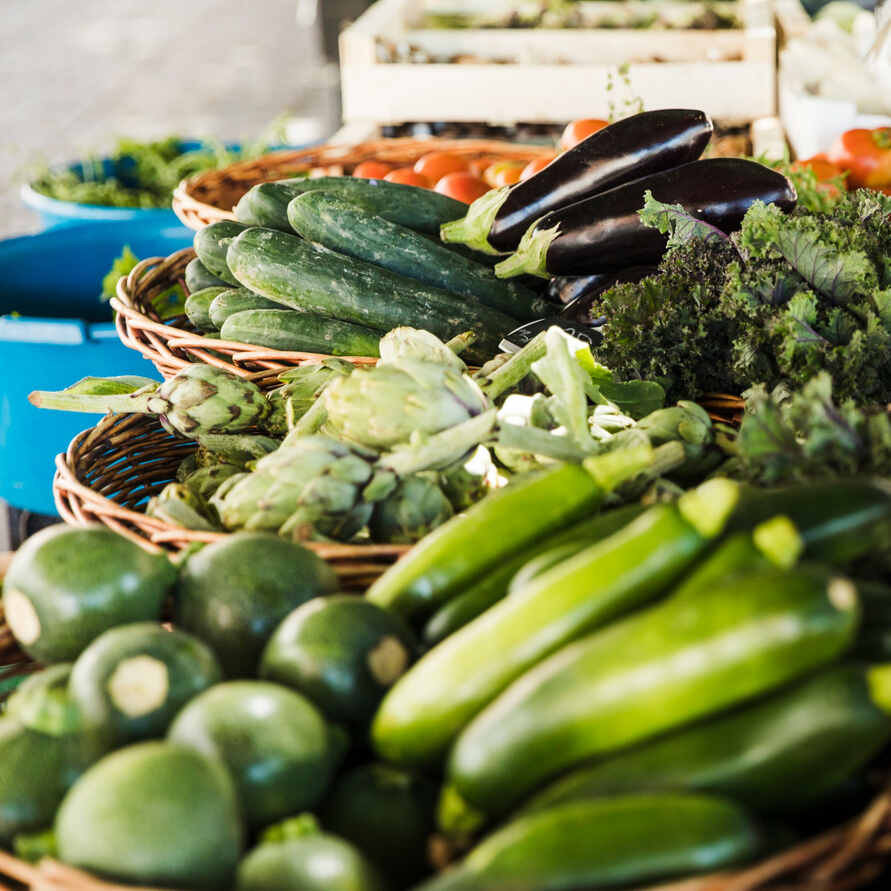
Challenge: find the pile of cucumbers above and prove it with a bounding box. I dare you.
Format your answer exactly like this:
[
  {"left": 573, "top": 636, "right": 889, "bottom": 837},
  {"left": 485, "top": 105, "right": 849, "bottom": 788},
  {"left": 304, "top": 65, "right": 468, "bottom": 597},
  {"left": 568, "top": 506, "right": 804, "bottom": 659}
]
[
  {"left": 184, "top": 177, "right": 553, "bottom": 361},
  {"left": 2, "top": 468, "right": 891, "bottom": 890}
]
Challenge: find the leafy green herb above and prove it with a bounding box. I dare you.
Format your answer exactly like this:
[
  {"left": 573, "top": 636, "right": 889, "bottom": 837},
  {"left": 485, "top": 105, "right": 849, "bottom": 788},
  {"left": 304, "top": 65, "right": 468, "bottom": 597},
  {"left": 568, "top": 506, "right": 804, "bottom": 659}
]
[
  {"left": 101, "top": 246, "right": 139, "bottom": 301},
  {"left": 639, "top": 191, "right": 730, "bottom": 248}
]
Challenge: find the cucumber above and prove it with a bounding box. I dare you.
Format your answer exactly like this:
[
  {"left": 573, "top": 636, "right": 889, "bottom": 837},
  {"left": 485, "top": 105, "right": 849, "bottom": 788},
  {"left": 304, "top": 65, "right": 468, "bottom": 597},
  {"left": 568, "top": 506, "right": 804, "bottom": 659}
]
[
  {"left": 209, "top": 288, "right": 281, "bottom": 330},
  {"left": 55, "top": 741, "right": 243, "bottom": 889},
  {"left": 321, "top": 763, "right": 437, "bottom": 889},
  {"left": 237, "top": 832, "right": 385, "bottom": 891},
  {"left": 373, "top": 483, "right": 738, "bottom": 767},
  {"left": 194, "top": 220, "right": 250, "bottom": 286},
  {"left": 185, "top": 286, "right": 228, "bottom": 332},
  {"left": 448, "top": 565, "right": 860, "bottom": 813},
  {"left": 287, "top": 193, "right": 549, "bottom": 322},
  {"left": 185, "top": 256, "right": 229, "bottom": 293},
  {"left": 167, "top": 681, "right": 344, "bottom": 828},
  {"left": 69, "top": 622, "right": 222, "bottom": 745},
  {"left": 221, "top": 309, "right": 381, "bottom": 357},
  {"left": 226, "top": 228, "right": 518, "bottom": 360},
  {"left": 526, "top": 663, "right": 891, "bottom": 816},
  {"left": 174, "top": 532, "right": 339, "bottom": 677},
  {"left": 260, "top": 595, "right": 418, "bottom": 728},
  {"left": 422, "top": 503, "right": 647, "bottom": 647},
  {"left": 2, "top": 525, "right": 175, "bottom": 663},
  {"left": 234, "top": 177, "right": 466, "bottom": 235},
  {"left": 415, "top": 794, "right": 759, "bottom": 891}
]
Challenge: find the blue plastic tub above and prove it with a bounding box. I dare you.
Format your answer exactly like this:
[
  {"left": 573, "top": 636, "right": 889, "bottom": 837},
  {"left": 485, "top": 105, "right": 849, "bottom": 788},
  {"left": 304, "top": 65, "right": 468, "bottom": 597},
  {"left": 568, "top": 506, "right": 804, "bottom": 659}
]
[{"left": 0, "top": 221, "right": 193, "bottom": 514}]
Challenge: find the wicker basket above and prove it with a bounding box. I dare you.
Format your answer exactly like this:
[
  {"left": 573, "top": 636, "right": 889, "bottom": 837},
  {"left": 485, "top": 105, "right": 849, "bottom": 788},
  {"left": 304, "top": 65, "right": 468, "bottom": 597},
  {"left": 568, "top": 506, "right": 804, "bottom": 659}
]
[
  {"left": 171, "top": 137, "right": 555, "bottom": 230},
  {"left": 51, "top": 412, "right": 409, "bottom": 589}
]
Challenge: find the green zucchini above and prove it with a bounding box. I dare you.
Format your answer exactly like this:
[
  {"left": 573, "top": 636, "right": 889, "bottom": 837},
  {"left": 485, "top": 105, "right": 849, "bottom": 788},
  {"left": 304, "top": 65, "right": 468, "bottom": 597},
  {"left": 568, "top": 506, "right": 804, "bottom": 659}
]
[
  {"left": 209, "top": 288, "right": 281, "bottom": 329},
  {"left": 194, "top": 220, "right": 250, "bottom": 286},
  {"left": 260, "top": 595, "right": 418, "bottom": 728},
  {"left": 226, "top": 227, "right": 518, "bottom": 360},
  {"left": 174, "top": 532, "right": 338, "bottom": 677},
  {"left": 416, "top": 794, "right": 759, "bottom": 891},
  {"left": 321, "top": 763, "right": 437, "bottom": 889},
  {"left": 6, "top": 664, "right": 84, "bottom": 736},
  {"left": 367, "top": 459, "right": 655, "bottom": 620},
  {"left": 372, "top": 481, "right": 739, "bottom": 767},
  {"left": 185, "top": 286, "right": 227, "bottom": 332},
  {"left": 167, "top": 681, "right": 345, "bottom": 828},
  {"left": 55, "top": 741, "right": 243, "bottom": 889},
  {"left": 221, "top": 309, "right": 381, "bottom": 357},
  {"left": 234, "top": 177, "right": 466, "bottom": 235},
  {"left": 2, "top": 525, "right": 175, "bottom": 663},
  {"left": 68, "top": 622, "right": 222, "bottom": 745},
  {"left": 448, "top": 564, "right": 860, "bottom": 813},
  {"left": 422, "top": 503, "right": 647, "bottom": 647},
  {"left": 185, "top": 256, "right": 228, "bottom": 293},
  {"left": 286, "top": 192, "right": 549, "bottom": 321},
  {"left": 526, "top": 663, "right": 891, "bottom": 816}
]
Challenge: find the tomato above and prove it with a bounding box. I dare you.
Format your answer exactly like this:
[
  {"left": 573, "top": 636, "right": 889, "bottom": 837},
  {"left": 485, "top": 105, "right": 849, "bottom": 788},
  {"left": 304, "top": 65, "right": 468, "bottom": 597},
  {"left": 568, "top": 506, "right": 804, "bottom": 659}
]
[
  {"left": 826, "top": 128, "right": 891, "bottom": 189},
  {"left": 484, "top": 161, "right": 526, "bottom": 188},
  {"left": 520, "top": 155, "right": 559, "bottom": 181},
  {"left": 790, "top": 155, "right": 846, "bottom": 198},
  {"left": 559, "top": 118, "right": 609, "bottom": 151},
  {"left": 468, "top": 158, "right": 493, "bottom": 178},
  {"left": 384, "top": 168, "right": 430, "bottom": 188},
  {"left": 434, "top": 173, "right": 490, "bottom": 203},
  {"left": 414, "top": 152, "right": 469, "bottom": 181},
  {"left": 352, "top": 161, "right": 394, "bottom": 179}
]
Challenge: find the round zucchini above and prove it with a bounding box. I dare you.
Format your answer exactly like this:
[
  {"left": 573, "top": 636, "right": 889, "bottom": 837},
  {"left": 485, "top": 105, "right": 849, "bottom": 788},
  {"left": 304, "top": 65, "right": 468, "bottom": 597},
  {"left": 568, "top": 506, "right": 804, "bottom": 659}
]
[
  {"left": 321, "top": 763, "right": 437, "bottom": 888},
  {"left": 168, "top": 681, "right": 344, "bottom": 828},
  {"left": 174, "top": 533, "right": 339, "bottom": 677},
  {"left": 55, "top": 741, "right": 243, "bottom": 889},
  {"left": 69, "top": 622, "right": 223, "bottom": 744},
  {"left": 2, "top": 525, "right": 175, "bottom": 663},
  {"left": 260, "top": 595, "right": 418, "bottom": 727}
]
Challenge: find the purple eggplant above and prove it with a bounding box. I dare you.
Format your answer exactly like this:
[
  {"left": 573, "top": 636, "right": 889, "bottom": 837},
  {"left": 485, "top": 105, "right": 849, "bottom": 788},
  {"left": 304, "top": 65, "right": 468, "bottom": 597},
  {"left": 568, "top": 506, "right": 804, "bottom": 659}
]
[
  {"left": 495, "top": 158, "right": 797, "bottom": 279},
  {"left": 440, "top": 109, "right": 713, "bottom": 255},
  {"left": 558, "top": 266, "right": 659, "bottom": 323}
]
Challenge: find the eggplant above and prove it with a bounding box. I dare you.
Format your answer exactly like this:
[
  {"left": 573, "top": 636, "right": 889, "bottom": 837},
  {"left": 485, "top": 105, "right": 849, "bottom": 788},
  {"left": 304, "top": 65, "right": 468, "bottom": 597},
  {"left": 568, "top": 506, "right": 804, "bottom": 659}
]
[
  {"left": 495, "top": 158, "right": 797, "bottom": 279},
  {"left": 441, "top": 109, "right": 713, "bottom": 255},
  {"left": 556, "top": 266, "right": 659, "bottom": 323}
]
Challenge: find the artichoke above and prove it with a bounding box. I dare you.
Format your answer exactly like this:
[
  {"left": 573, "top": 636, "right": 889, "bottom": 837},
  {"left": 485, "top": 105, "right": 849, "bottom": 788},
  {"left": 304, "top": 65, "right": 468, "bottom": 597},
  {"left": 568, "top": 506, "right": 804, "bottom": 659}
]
[
  {"left": 369, "top": 475, "right": 455, "bottom": 544},
  {"left": 145, "top": 483, "right": 219, "bottom": 531},
  {"left": 323, "top": 360, "right": 489, "bottom": 451},
  {"left": 267, "top": 360, "right": 355, "bottom": 433},
  {"left": 181, "top": 463, "right": 245, "bottom": 502}
]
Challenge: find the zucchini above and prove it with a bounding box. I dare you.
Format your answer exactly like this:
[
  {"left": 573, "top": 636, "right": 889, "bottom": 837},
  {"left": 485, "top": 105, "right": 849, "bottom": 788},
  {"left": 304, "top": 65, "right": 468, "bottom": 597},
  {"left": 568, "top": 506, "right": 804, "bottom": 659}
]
[
  {"left": 416, "top": 794, "right": 758, "bottom": 891},
  {"left": 69, "top": 622, "right": 222, "bottom": 745},
  {"left": 260, "top": 595, "right": 418, "bottom": 728},
  {"left": 6, "top": 664, "right": 84, "bottom": 736},
  {"left": 55, "top": 741, "right": 243, "bottom": 889},
  {"left": 234, "top": 177, "right": 466, "bottom": 235},
  {"left": 226, "top": 228, "right": 518, "bottom": 360},
  {"left": 2, "top": 525, "right": 175, "bottom": 663},
  {"left": 221, "top": 309, "right": 381, "bottom": 357},
  {"left": 525, "top": 663, "right": 891, "bottom": 816},
  {"left": 372, "top": 482, "right": 739, "bottom": 767},
  {"left": 194, "top": 220, "right": 250, "bottom": 286},
  {"left": 448, "top": 565, "right": 860, "bottom": 813},
  {"left": 185, "top": 256, "right": 228, "bottom": 293},
  {"left": 321, "top": 763, "right": 437, "bottom": 889},
  {"left": 167, "top": 680, "right": 345, "bottom": 828},
  {"left": 286, "top": 193, "right": 550, "bottom": 322},
  {"left": 422, "top": 503, "right": 647, "bottom": 647},
  {"left": 185, "top": 286, "right": 228, "bottom": 332},
  {"left": 174, "top": 532, "right": 339, "bottom": 677},
  {"left": 209, "top": 288, "right": 281, "bottom": 329}
]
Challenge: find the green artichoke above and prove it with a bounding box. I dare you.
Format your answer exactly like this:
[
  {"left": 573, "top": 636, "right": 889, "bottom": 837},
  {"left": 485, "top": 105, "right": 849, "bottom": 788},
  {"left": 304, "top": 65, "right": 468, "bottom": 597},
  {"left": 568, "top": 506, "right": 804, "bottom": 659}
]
[
  {"left": 369, "top": 475, "right": 454, "bottom": 544},
  {"left": 145, "top": 483, "right": 219, "bottom": 531},
  {"left": 181, "top": 463, "right": 245, "bottom": 502},
  {"left": 267, "top": 360, "right": 355, "bottom": 433},
  {"left": 323, "top": 359, "right": 489, "bottom": 451}
]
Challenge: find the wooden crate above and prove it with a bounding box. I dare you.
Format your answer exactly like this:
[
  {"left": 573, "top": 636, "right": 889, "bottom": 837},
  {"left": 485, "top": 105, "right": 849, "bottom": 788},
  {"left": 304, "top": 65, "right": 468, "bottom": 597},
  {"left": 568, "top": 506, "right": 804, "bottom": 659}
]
[{"left": 340, "top": 0, "right": 777, "bottom": 126}]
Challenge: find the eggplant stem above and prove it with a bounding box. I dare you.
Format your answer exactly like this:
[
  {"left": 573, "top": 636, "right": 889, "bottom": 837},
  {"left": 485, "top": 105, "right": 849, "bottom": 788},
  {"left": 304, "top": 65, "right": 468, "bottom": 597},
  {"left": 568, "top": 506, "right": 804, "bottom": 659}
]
[
  {"left": 753, "top": 515, "right": 804, "bottom": 569},
  {"left": 495, "top": 224, "right": 560, "bottom": 280},
  {"left": 440, "top": 187, "right": 511, "bottom": 256}
]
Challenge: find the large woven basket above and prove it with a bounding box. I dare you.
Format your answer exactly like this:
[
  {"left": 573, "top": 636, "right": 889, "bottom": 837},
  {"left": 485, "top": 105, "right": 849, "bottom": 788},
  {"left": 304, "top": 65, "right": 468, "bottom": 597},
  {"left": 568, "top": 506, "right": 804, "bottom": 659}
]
[
  {"left": 51, "top": 412, "right": 409, "bottom": 590},
  {"left": 171, "top": 137, "right": 554, "bottom": 230}
]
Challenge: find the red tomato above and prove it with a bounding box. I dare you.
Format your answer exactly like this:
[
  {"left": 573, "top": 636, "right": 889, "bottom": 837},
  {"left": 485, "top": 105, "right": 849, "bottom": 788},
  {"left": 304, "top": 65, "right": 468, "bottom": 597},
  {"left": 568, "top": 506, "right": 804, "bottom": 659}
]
[
  {"left": 484, "top": 161, "right": 526, "bottom": 188},
  {"left": 384, "top": 168, "right": 430, "bottom": 187},
  {"left": 559, "top": 119, "right": 609, "bottom": 151},
  {"left": 791, "top": 155, "right": 846, "bottom": 197},
  {"left": 353, "top": 161, "right": 394, "bottom": 179},
  {"left": 414, "top": 152, "right": 469, "bottom": 181},
  {"left": 520, "top": 155, "right": 559, "bottom": 181},
  {"left": 468, "top": 158, "right": 493, "bottom": 178},
  {"left": 826, "top": 128, "right": 891, "bottom": 189},
  {"left": 434, "top": 173, "right": 490, "bottom": 203}
]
